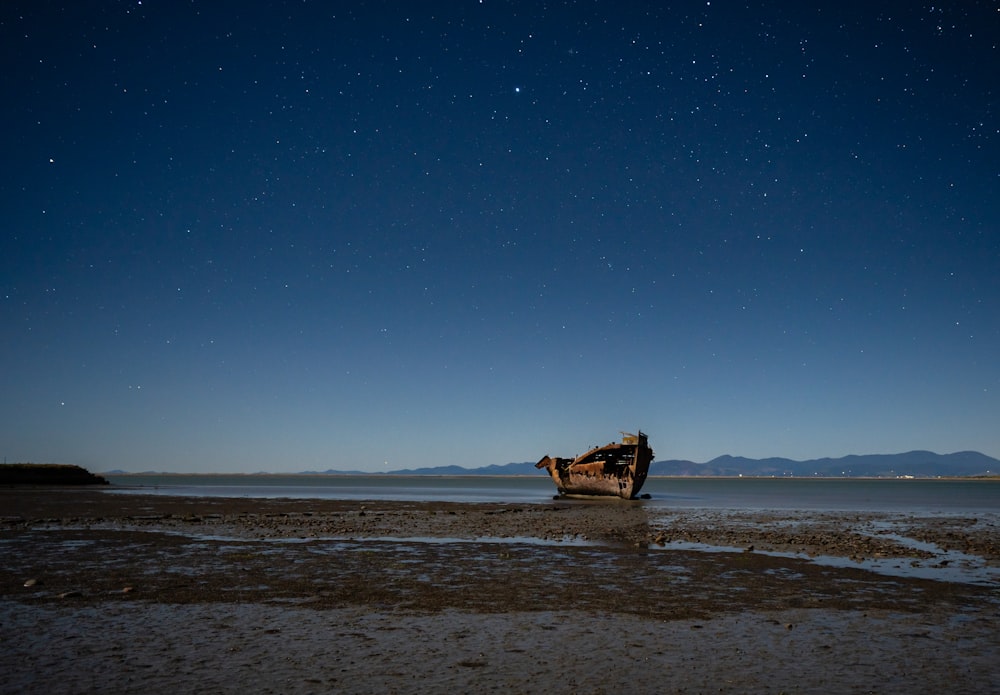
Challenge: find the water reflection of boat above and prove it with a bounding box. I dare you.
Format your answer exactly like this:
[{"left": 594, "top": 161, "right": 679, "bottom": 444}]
[{"left": 535, "top": 431, "right": 654, "bottom": 499}]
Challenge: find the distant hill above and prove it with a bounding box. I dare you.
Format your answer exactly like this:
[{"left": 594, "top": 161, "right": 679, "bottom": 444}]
[
  {"left": 649, "top": 450, "right": 999, "bottom": 478},
  {"left": 309, "top": 451, "right": 999, "bottom": 478},
  {"left": 103, "top": 451, "right": 999, "bottom": 478},
  {"left": 301, "top": 461, "right": 541, "bottom": 476}
]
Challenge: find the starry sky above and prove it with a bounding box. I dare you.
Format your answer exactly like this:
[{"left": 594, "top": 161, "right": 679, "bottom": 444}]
[{"left": 2, "top": 1, "right": 998, "bottom": 473}]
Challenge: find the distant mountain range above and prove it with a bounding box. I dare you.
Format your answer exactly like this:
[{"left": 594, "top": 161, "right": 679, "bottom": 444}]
[
  {"left": 294, "top": 450, "right": 999, "bottom": 478},
  {"left": 650, "top": 450, "right": 999, "bottom": 478}
]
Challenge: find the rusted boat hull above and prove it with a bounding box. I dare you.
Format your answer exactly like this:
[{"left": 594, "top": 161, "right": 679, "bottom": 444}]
[{"left": 535, "top": 431, "right": 654, "bottom": 499}]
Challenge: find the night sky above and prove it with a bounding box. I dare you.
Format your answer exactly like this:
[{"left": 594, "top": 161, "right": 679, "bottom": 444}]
[{"left": 3, "top": 2, "right": 998, "bottom": 473}]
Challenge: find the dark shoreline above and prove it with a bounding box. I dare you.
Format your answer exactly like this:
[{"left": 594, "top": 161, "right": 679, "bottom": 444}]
[
  {"left": 3, "top": 489, "right": 998, "bottom": 610},
  {"left": 3, "top": 489, "right": 999, "bottom": 694},
  {"left": 100, "top": 471, "right": 1000, "bottom": 479}
]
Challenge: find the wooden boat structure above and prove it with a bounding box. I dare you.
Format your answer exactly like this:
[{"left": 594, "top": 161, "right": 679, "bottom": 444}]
[{"left": 535, "top": 431, "right": 654, "bottom": 499}]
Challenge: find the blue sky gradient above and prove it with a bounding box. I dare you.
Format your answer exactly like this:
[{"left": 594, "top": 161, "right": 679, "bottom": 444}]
[{"left": 2, "top": 1, "right": 998, "bottom": 472}]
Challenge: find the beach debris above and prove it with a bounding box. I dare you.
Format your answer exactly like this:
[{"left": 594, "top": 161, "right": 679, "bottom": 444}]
[{"left": 456, "top": 657, "right": 488, "bottom": 668}]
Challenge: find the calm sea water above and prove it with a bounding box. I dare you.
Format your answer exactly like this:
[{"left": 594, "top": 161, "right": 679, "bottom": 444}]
[{"left": 104, "top": 475, "right": 1000, "bottom": 514}]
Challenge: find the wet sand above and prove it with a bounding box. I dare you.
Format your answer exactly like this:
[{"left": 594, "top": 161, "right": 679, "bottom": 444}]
[{"left": 2, "top": 489, "right": 999, "bottom": 693}]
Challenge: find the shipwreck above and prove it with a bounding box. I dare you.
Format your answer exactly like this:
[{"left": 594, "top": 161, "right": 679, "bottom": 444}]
[{"left": 535, "top": 431, "right": 654, "bottom": 499}]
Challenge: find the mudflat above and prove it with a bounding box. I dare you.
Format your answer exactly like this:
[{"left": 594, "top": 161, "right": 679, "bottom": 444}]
[{"left": 2, "top": 489, "right": 998, "bottom": 694}]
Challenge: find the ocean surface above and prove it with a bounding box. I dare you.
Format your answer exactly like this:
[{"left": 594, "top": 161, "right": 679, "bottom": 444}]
[{"left": 104, "top": 475, "right": 1000, "bottom": 514}]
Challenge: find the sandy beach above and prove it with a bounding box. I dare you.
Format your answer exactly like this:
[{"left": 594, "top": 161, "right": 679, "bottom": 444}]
[{"left": 2, "top": 489, "right": 999, "bottom": 693}]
